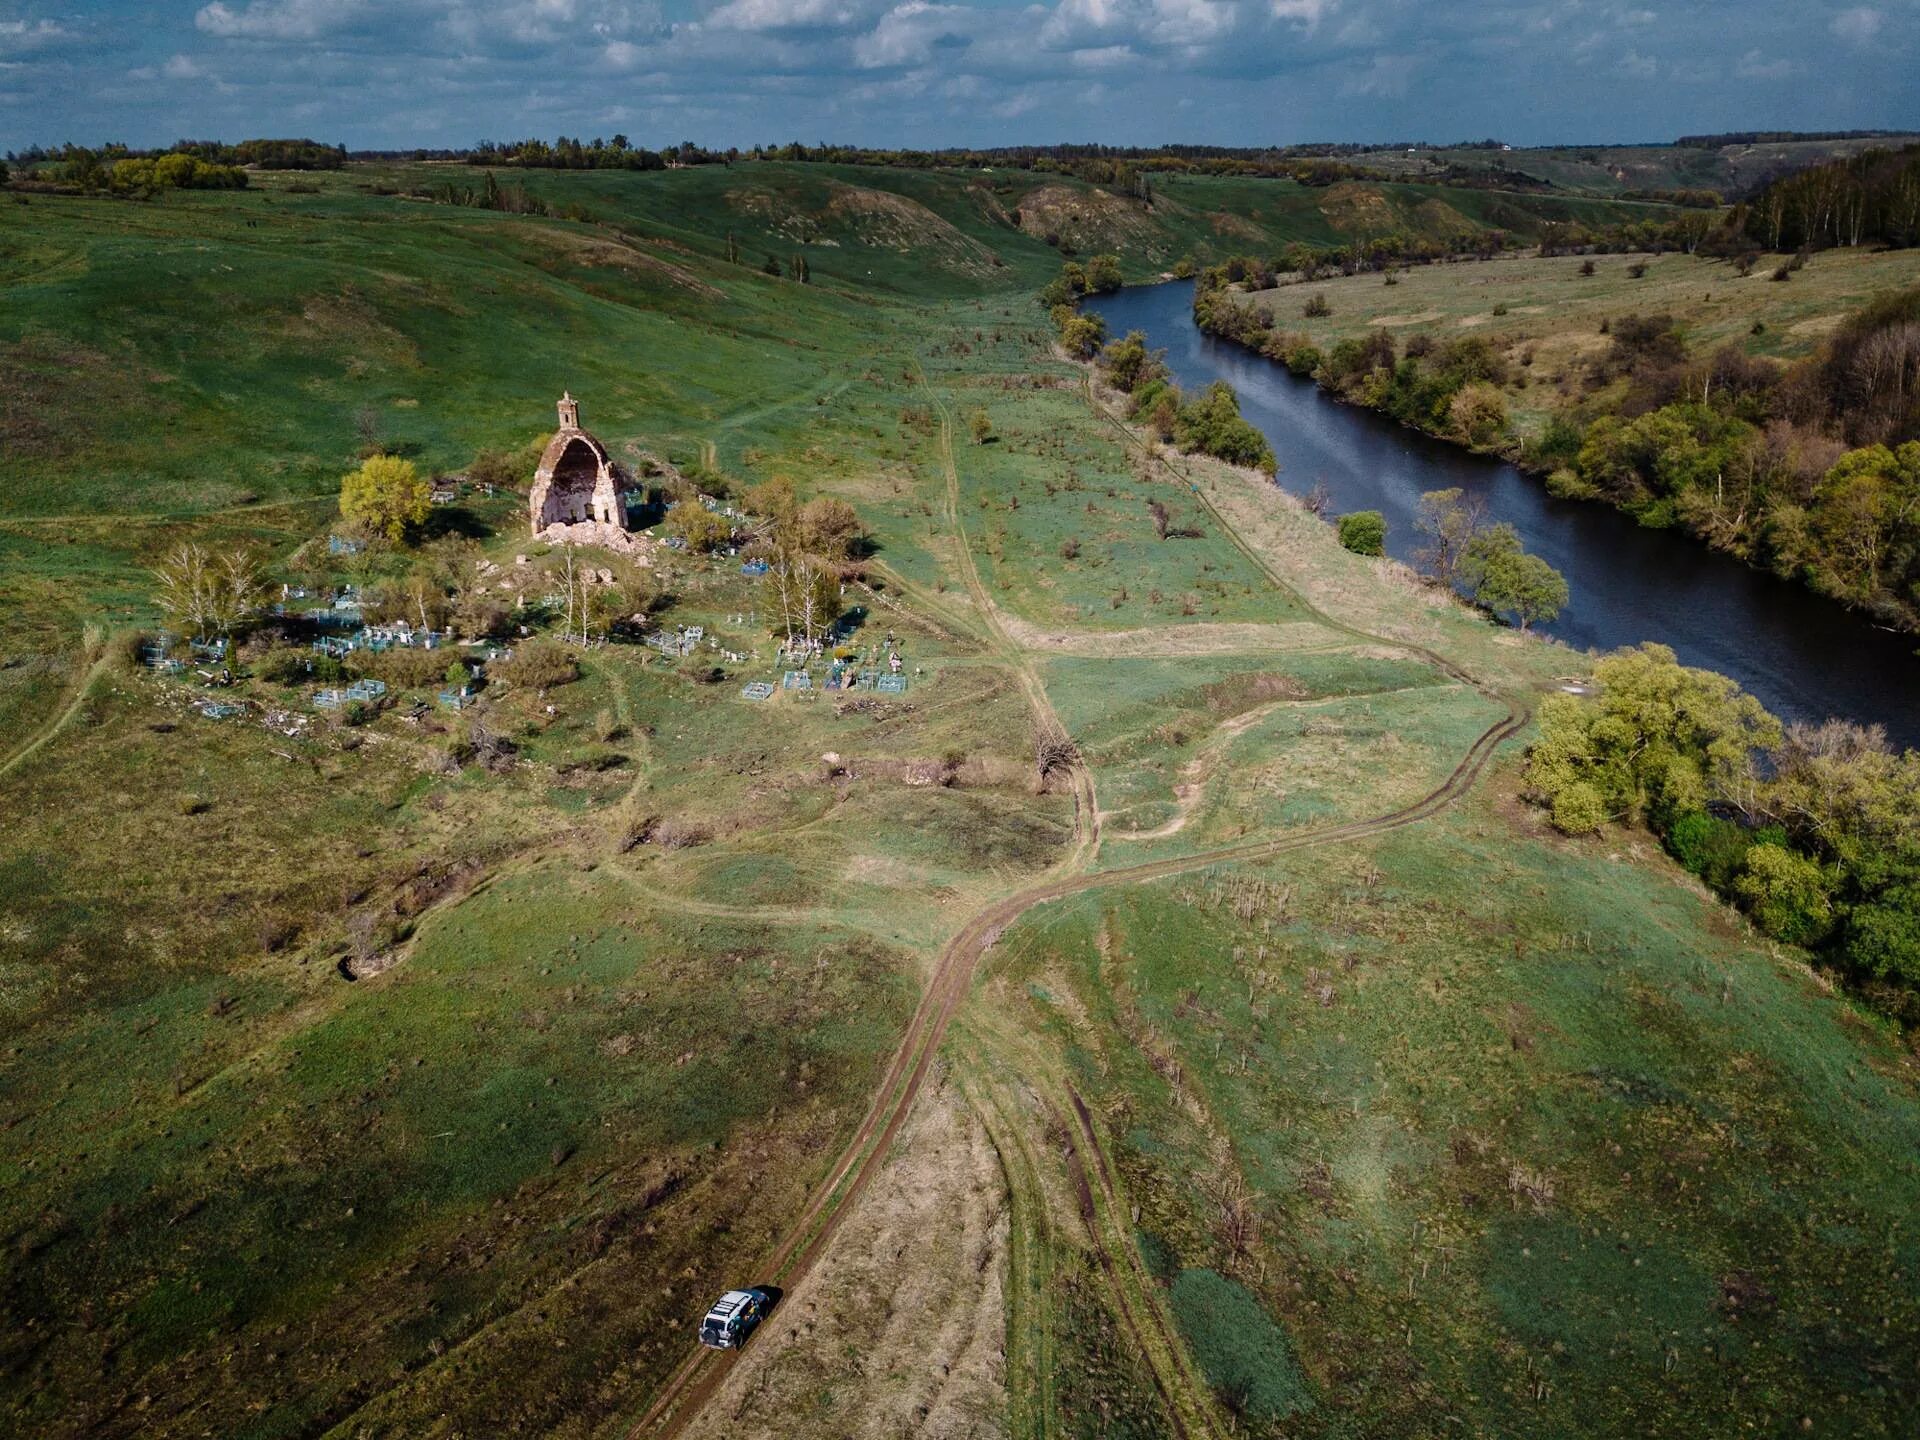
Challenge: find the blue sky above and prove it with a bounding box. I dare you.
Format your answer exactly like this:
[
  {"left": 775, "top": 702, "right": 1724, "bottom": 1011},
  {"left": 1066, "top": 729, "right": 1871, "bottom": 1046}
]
[{"left": 2, "top": 1, "right": 1915, "bottom": 152}]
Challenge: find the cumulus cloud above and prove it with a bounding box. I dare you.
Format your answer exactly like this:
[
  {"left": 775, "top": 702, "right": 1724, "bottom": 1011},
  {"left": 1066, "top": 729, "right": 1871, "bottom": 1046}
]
[
  {"left": 7, "top": 0, "right": 1918, "bottom": 153},
  {"left": 195, "top": 0, "right": 371, "bottom": 40},
  {"left": 1735, "top": 47, "right": 1793, "bottom": 79},
  {"left": 1830, "top": 6, "right": 1882, "bottom": 44},
  {"left": 0, "top": 16, "right": 81, "bottom": 52},
  {"left": 705, "top": 0, "right": 877, "bottom": 30},
  {"left": 852, "top": 1, "right": 975, "bottom": 67}
]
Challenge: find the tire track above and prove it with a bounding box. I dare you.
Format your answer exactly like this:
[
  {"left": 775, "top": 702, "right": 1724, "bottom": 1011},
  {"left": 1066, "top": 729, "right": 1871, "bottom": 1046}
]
[
  {"left": 626, "top": 352, "right": 1532, "bottom": 1439},
  {"left": 623, "top": 698, "right": 1523, "bottom": 1438}
]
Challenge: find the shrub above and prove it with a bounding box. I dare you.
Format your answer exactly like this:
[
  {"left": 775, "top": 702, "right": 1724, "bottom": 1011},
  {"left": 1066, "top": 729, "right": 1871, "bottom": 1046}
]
[
  {"left": 1665, "top": 811, "right": 1755, "bottom": 889},
  {"left": 1550, "top": 781, "right": 1609, "bottom": 835},
  {"left": 1579, "top": 258, "right": 1597, "bottom": 276},
  {"left": 1735, "top": 843, "right": 1834, "bottom": 945},
  {"left": 1337, "top": 510, "right": 1387, "bottom": 556},
  {"left": 356, "top": 646, "right": 454, "bottom": 690},
  {"left": 254, "top": 646, "right": 313, "bottom": 685},
  {"left": 492, "top": 638, "right": 579, "bottom": 693},
  {"left": 1302, "top": 293, "right": 1331, "bottom": 318},
  {"left": 664, "top": 500, "right": 732, "bottom": 553}
]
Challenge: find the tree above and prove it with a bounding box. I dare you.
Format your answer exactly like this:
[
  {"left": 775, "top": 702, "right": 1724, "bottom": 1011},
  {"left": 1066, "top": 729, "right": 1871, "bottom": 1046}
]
[
  {"left": 797, "top": 495, "right": 865, "bottom": 560},
  {"left": 1413, "top": 487, "right": 1486, "bottom": 585},
  {"left": 1524, "top": 643, "right": 1781, "bottom": 832},
  {"left": 1735, "top": 843, "right": 1834, "bottom": 944},
  {"left": 1099, "top": 330, "right": 1164, "bottom": 393},
  {"left": 1057, "top": 313, "right": 1107, "bottom": 359},
  {"left": 1447, "top": 382, "right": 1509, "bottom": 449},
  {"left": 1337, "top": 510, "right": 1387, "bottom": 556},
  {"left": 763, "top": 254, "right": 781, "bottom": 277},
  {"left": 340, "top": 455, "right": 430, "bottom": 543},
  {"left": 1476, "top": 549, "right": 1568, "bottom": 631},
  {"left": 1083, "top": 253, "right": 1123, "bottom": 293},
  {"left": 969, "top": 409, "right": 995, "bottom": 445},
  {"left": 742, "top": 476, "right": 799, "bottom": 525},
  {"left": 153, "top": 543, "right": 267, "bottom": 640},
  {"left": 664, "top": 500, "right": 732, "bottom": 553},
  {"left": 760, "top": 550, "right": 839, "bottom": 647},
  {"left": 1173, "top": 382, "right": 1275, "bottom": 474}
]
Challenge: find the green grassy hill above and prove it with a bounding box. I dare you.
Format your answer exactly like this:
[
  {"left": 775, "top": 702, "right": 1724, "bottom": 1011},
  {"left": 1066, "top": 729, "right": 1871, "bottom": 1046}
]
[{"left": 3, "top": 167, "right": 1917, "bottom": 1440}]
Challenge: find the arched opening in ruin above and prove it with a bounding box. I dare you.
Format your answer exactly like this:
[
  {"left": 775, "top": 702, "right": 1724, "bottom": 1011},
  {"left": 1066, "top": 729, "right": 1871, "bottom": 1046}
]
[{"left": 540, "top": 437, "right": 603, "bottom": 526}]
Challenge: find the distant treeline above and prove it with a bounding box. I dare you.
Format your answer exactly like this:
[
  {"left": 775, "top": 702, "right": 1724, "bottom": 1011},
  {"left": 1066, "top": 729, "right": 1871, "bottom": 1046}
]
[
  {"left": 1677, "top": 129, "right": 1917, "bottom": 148},
  {"left": 1740, "top": 145, "right": 1920, "bottom": 251},
  {"left": 10, "top": 144, "right": 248, "bottom": 194},
  {"left": 6, "top": 137, "right": 343, "bottom": 169},
  {"left": 459, "top": 137, "right": 728, "bottom": 170}
]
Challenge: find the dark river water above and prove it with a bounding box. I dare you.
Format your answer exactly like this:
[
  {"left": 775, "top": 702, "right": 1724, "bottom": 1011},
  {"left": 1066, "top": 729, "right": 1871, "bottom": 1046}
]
[{"left": 1086, "top": 281, "right": 1920, "bottom": 750}]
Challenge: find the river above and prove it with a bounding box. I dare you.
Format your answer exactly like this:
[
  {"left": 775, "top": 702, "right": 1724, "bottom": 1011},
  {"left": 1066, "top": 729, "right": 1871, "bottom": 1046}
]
[{"left": 1085, "top": 281, "right": 1920, "bottom": 750}]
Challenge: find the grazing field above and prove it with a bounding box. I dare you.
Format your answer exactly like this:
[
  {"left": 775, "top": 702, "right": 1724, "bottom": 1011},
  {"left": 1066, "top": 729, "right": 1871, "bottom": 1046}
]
[
  {"left": 2, "top": 167, "right": 1917, "bottom": 1440},
  {"left": 1231, "top": 246, "right": 1920, "bottom": 433}
]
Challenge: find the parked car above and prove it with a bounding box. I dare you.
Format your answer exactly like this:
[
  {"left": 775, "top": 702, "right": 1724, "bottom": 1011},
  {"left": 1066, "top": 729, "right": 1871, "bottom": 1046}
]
[{"left": 698, "top": 1288, "right": 773, "bottom": 1349}]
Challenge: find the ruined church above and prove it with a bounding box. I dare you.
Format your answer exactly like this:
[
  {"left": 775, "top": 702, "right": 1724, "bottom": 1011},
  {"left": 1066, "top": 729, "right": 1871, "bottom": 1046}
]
[{"left": 528, "top": 393, "right": 647, "bottom": 554}]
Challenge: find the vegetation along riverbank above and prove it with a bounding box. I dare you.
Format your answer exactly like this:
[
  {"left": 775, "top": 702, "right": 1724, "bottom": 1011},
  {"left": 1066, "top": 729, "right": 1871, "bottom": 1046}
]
[{"left": 1187, "top": 148, "right": 1920, "bottom": 632}]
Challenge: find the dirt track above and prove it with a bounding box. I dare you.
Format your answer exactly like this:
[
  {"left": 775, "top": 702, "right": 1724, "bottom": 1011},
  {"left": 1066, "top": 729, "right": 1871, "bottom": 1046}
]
[{"left": 625, "top": 361, "right": 1532, "bottom": 1439}]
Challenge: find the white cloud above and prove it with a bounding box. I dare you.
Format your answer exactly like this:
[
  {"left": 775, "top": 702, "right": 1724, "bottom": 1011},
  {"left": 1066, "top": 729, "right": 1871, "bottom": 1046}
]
[
  {"left": 1830, "top": 6, "right": 1882, "bottom": 44},
  {"left": 1617, "top": 48, "right": 1656, "bottom": 77},
  {"left": 195, "top": 1, "right": 366, "bottom": 40},
  {"left": 0, "top": 17, "right": 78, "bottom": 53},
  {"left": 1269, "top": 0, "right": 1331, "bottom": 26},
  {"left": 852, "top": 2, "right": 973, "bottom": 67},
  {"left": 1735, "top": 47, "right": 1793, "bottom": 78},
  {"left": 705, "top": 0, "right": 874, "bottom": 29}
]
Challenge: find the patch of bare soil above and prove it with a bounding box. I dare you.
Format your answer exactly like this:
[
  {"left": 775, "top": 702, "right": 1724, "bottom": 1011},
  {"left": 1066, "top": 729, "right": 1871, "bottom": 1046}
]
[
  {"left": 683, "top": 1074, "right": 1008, "bottom": 1440},
  {"left": 1011, "top": 184, "right": 1157, "bottom": 252},
  {"left": 535, "top": 227, "right": 724, "bottom": 298}
]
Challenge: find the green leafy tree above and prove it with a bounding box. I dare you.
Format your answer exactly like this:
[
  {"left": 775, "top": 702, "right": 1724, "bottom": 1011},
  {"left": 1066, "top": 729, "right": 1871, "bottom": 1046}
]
[
  {"left": 1173, "top": 382, "right": 1275, "bottom": 474},
  {"left": 340, "top": 455, "right": 430, "bottom": 543},
  {"left": 1525, "top": 643, "right": 1781, "bottom": 834},
  {"left": 664, "top": 500, "right": 732, "bottom": 553},
  {"left": 1337, "top": 510, "right": 1387, "bottom": 556},
  {"left": 969, "top": 409, "right": 995, "bottom": 445},
  {"left": 1476, "top": 549, "right": 1568, "bottom": 631},
  {"left": 1082, "top": 253, "right": 1123, "bottom": 293},
  {"left": 1099, "top": 330, "right": 1164, "bottom": 394},
  {"left": 1735, "top": 843, "right": 1835, "bottom": 945}
]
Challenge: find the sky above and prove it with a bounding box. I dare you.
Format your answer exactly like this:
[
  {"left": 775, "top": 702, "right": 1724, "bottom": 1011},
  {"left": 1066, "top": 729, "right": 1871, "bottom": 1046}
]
[{"left": 1, "top": 0, "right": 1916, "bottom": 153}]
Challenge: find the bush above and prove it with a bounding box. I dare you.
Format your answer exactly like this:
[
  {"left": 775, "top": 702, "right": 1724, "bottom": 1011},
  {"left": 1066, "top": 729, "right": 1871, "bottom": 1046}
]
[
  {"left": 1735, "top": 843, "right": 1834, "bottom": 945},
  {"left": 492, "top": 639, "right": 579, "bottom": 693},
  {"left": 356, "top": 646, "right": 455, "bottom": 690},
  {"left": 1550, "top": 781, "right": 1609, "bottom": 835},
  {"left": 1302, "top": 293, "right": 1331, "bottom": 318},
  {"left": 254, "top": 646, "right": 313, "bottom": 685},
  {"left": 664, "top": 500, "right": 732, "bottom": 553},
  {"left": 1337, "top": 510, "right": 1387, "bottom": 556},
  {"left": 1665, "top": 811, "right": 1755, "bottom": 889}
]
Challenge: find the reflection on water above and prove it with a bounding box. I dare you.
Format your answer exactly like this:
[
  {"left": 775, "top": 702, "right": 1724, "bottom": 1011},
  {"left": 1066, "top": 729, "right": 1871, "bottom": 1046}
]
[{"left": 1085, "top": 281, "right": 1920, "bottom": 749}]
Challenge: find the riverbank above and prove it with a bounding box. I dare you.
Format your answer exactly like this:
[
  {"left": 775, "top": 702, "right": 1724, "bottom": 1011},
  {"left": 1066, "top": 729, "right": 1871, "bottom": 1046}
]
[
  {"left": 1193, "top": 248, "right": 1920, "bottom": 635},
  {"left": 1084, "top": 279, "right": 1920, "bottom": 747}
]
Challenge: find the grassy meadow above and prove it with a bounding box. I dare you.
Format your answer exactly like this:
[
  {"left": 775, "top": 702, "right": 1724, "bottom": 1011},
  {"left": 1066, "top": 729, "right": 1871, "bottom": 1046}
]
[
  {"left": 2, "top": 163, "right": 1917, "bottom": 1438},
  {"left": 1231, "top": 246, "right": 1920, "bottom": 433}
]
